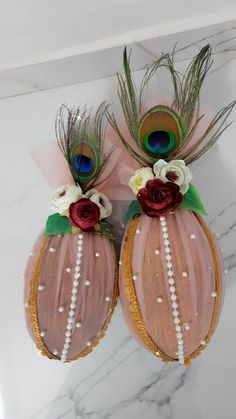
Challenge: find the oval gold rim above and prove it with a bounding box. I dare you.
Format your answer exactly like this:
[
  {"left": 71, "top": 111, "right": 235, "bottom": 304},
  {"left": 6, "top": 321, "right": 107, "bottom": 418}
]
[
  {"left": 28, "top": 236, "right": 118, "bottom": 362},
  {"left": 122, "top": 213, "right": 222, "bottom": 365}
]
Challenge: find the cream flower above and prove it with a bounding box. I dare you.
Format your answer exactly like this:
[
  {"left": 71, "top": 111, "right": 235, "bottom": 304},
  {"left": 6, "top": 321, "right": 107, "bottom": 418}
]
[
  {"left": 129, "top": 167, "right": 154, "bottom": 195},
  {"left": 85, "top": 189, "right": 112, "bottom": 220},
  {"left": 51, "top": 184, "right": 82, "bottom": 215},
  {"left": 153, "top": 159, "right": 192, "bottom": 194}
]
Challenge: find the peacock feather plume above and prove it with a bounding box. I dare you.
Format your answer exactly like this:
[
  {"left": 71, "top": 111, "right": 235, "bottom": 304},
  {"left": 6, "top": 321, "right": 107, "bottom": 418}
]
[
  {"left": 106, "top": 45, "right": 236, "bottom": 165},
  {"left": 56, "top": 102, "right": 114, "bottom": 190}
]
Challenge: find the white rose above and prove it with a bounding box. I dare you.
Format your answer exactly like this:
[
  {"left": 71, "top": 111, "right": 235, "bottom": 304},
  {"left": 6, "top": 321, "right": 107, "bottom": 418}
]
[
  {"left": 153, "top": 159, "right": 192, "bottom": 194},
  {"left": 85, "top": 189, "right": 112, "bottom": 220},
  {"left": 129, "top": 167, "right": 154, "bottom": 195},
  {"left": 51, "top": 184, "right": 82, "bottom": 215}
]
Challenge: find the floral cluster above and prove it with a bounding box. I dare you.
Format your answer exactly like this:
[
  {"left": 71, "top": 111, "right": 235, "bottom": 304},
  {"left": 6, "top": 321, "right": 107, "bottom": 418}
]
[
  {"left": 51, "top": 184, "right": 112, "bottom": 231},
  {"left": 129, "top": 159, "right": 192, "bottom": 217}
]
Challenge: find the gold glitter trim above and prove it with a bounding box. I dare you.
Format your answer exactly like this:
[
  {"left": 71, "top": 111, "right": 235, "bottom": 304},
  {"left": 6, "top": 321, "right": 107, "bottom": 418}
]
[
  {"left": 186, "top": 213, "right": 222, "bottom": 362},
  {"left": 122, "top": 216, "right": 175, "bottom": 363},
  {"left": 69, "top": 247, "right": 119, "bottom": 362},
  {"left": 29, "top": 237, "right": 57, "bottom": 359}
]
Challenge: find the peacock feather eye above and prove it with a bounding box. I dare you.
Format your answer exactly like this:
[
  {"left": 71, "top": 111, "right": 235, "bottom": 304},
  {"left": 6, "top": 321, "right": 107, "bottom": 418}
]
[
  {"left": 70, "top": 142, "right": 99, "bottom": 186},
  {"left": 138, "top": 105, "right": 183, "bottom": 161}
]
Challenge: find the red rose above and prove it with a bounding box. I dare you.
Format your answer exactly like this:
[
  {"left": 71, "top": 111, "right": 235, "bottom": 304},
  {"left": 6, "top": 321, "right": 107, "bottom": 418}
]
[
  {"left": 69, "top": 198, "right": 100, "bottom": 231},
  {"left": 137, "top": 178, "right": 183, "bottom": 217}
]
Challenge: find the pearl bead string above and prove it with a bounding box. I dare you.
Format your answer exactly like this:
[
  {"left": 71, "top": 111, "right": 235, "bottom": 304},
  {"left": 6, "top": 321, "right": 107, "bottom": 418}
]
[
  {"left": 160, "top": 216, "right": 185, "bottom": 365},
  {"left": 60, "top": 233, "right": 83, "bottom": 363}
]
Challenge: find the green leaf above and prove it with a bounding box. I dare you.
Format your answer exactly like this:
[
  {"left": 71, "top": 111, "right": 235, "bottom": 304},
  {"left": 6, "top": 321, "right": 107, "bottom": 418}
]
[
  {"left": 179, "top": 183, "right": 207, "bottom": 215},
  {"left": 43, "top": 213, "right": 72, "bottom": 237},
  {"left": 125, "top": 200, "right": 142, "bottom": 224},
  {"left": 96, "top": 220, "right": 116, "bottom": 241}
]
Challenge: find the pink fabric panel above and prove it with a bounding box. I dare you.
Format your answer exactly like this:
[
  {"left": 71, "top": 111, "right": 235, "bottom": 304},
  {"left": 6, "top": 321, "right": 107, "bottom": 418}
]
[{"left": 24, "top": 232, "right": 116, "bottom": 360}]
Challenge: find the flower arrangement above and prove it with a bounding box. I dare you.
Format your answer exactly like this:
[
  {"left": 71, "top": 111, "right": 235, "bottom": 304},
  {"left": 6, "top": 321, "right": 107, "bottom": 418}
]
[
  {"left": 44, "top": 184, "right": 113, "bottom": 238},
  {"left": 126, "top": 159, "right": 206, "bottom": 222}
]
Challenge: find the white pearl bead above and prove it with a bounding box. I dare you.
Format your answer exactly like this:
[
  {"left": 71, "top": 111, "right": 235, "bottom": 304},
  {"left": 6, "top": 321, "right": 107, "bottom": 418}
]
[
  {"left": 68, "top": 317, "right": 74, "bottom": 324},
  {"left": 65, "top": 337, "right": 71, "bottom": 343},
  {"left": 84, "top": 280, "right": 90, "bottom": 286},
  {"left": 74, "top": 273, "right": 80, "bottom": 279},
  {"left": 136, "top": 229, "right": 140, "bottom": 234},
  {"left": 49, "top": 247, "right": 56, "bottom": 253},
  {"left": 77, "top": 246, "right": 83, "bottom": 252},
  {"left": 168, "top": 278, "right": 174, "bottom": 285},
  {"left": 166, "top": 255, "right": 172, "bottom": 262},
  {"left": 178, "top": 339, "right": 183, "bottom": 345},
  {"left": 167, "top": 262, "right": 173, "bottom": 269},
  {"left": 71, "top": 295, "right": 77, "bottom": 302},
  {"left": 174, "top": 318, "right": 180, "bottom": 324},
  {"left": 105, "top": 296, "right": 110, "bottom": 302},
  {"left": 95, "top": 252, "right": 100, "bottom": 257},
  {"left": 78, "top": 233, "right": 83, "bottom": 239},
  {"left": 162, "top": 226, "right": 167, "bottom": 232},
  {"left": 70, "top": 303, "right": 76, "bottom": 309},
  {"left": 163, "top": 233, "right": 168, "bottom": 239},
  {"left": 224, "top": 269, "right": 228, "bottom": 275},
  {"left": 77, "top": 252, "right": 82, "bottom": 258},
  {"left": 65, "top": 331, "right": 71, "bottom": 337},
  {"left": 66, "top": 267, "right": 71, "bottom": 273},
  {"left": 165, "top": 247, "right": 171, "bottom": 254},
  {"left": 211, "top": 291, "right": 217, "bottom": 298},
  {"left": 75, "top": 266, "right": 80, "bottom": 272},
  {"left": 160, "top": 216, "right": 166, "bottom": 221},
  {"left": 72, "top": 288, "right": 78, "bottom": 295},
  {"left": 58, "top": 306, "right": 64, "bottom": 313},
  {"left": 132, "top": 275, "right": 138, "bottom": 280},
  {"left": 119, "top": 261, "right": 122, "bottom": 266},
  {"left": 64, "top": 343, "right": 70, "bottom": 349},
  {"left": 169, "top": 286, "right": 176, "bottom": 293},
  {"left": 173, "top": 310, "right": 179, "bottom": 317},
  {"left": 190, "top": 234, "right": 196, "bottom": 239},
  {"left": 171, "top": 294, "right": 177, "bottom": 301},
  {"left": 156, "top": 297, "right": 163, "bottom": 303},
  {"left": 201, "top": 340, "right": 206, "bottom": 345},
  {"left": 38, "top": 285, "right": 45, "bottom": 291},
  {"left": 164, "top": 240, "right": 170, "bottom": 246},
  {"left": 86, "top": 341, "right": 92, "bottom": 346},
  {"left": 172, "top": 302, "right": 178, "bottom": 309},
  {"left": 40, "top": 330, "right": 46, "bottom": 337},
  {"left": 175, "top": 325, "right": 181, "bottom": 332},
  {"left": 182, "top": 272, "right": 188, "bottom": 277},
  {"left": 154, "top": 249, "right": 160, "bottom": 255},
  {"left": 73, "top": 280, "right": 79, "bottom": 287},
  {"left": 66, "top": 324, "right": 73, "bottom": 330},
  {"left": 183, "top": 323, "right": 191, "bottom": 331},
  {"left": 176, "top": 332, "right": 183, "bottom": 338},
  {"left": 25, "top": 302, "right": 29, "bottom": 308},
  {"left": 53, "top": 349, "right": 58, "bottom": 355},
  {"left": 75, "top": 322, "right": 82, "bottom": 328}
]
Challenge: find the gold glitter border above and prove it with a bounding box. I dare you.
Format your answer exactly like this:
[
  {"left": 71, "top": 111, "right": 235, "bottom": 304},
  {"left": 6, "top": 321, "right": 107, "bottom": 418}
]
[
  {"left": 29, "top": 237, "right": 58, "bottom": 359},
  {"left": 122, "top": 214, "right": 222, "bottom": 365},
  {"left": 122, "top": 216, "right": 175, "bottom": 363},
  {"left": 29, "top": 236, "right": 119, "bottom": 362}
]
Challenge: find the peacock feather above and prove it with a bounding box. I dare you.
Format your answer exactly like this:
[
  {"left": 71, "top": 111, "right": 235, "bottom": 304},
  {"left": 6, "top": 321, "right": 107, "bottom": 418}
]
[
  {"left": 106, "top": 45, "right": 236, "bottom": 165},
  {"left": 56, "top": 102, "right": 114, "bottom": 190}
]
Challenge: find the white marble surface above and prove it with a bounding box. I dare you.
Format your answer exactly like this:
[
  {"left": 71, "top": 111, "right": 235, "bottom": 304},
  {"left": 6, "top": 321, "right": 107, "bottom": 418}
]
[{"left": 0, "top": 33, "right": 236, "bottom": 419}]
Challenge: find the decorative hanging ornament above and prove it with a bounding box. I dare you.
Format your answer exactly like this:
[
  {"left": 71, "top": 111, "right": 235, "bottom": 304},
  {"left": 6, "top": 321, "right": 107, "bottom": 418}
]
[
  {"left": 107, "top": 45, "right": 235, "bottom": 366},
  {"left": 24, "top": 103, "right": 118, "bottom": 362}
]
